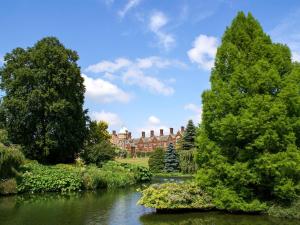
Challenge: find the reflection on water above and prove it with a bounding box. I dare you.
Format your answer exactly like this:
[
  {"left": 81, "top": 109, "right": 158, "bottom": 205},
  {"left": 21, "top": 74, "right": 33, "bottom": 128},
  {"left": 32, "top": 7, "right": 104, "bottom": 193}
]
[
  {"left": 0, "top": 180, "right": 298, "bottom": 225},
  {"left": 140, "top": 212, "right": 299, "bottom": 225}
]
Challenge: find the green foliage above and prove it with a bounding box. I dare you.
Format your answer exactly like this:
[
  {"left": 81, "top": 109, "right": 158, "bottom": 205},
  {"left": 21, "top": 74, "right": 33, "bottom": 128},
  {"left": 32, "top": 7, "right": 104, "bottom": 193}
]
[
  {"left": 268, "top": 198, "right": 300, "bottom": 219},
  {"left": 120, "top": 162, "right": 152, "bottom": 182},
  {"left": 17, "top": 161, "right": 83, "bottom": 193},
  {"left": 164, "top": 143, "right": 180, "bottom": 172},
  {"left": 85, "top": 120, "right": 111, "bottom": 145},
  {"left": 0, "top": 143, "right": 25, "bottom": 179},
  {"left": 0, "top": 37, "right": 87, "bottom": 164},
  {"left": 82, "top": 162, "right": 135, "bottom": 189},
  {"left": 148, "top": 147, "right": 165, "bottom": 173},
  {"left": 81, "top": 141, "right": 116, "bottom": 166},
  {"left": 182, "top": 120, "right": 196, "bottom": 150},
  {"left": 178, "top": 149, "right": 198, "bottom": 174},
  {"left": 196, "top": 12, "right": 300, "bottom": 212},
  {"left": 138, "top": 182, "right": 214, "bottom": 210}
]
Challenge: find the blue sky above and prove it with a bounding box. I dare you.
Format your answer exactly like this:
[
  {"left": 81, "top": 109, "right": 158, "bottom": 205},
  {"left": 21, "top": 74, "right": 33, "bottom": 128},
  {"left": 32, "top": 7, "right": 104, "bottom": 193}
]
[{"left": 1, "top": 0, "right": 300, "bottom": 137}]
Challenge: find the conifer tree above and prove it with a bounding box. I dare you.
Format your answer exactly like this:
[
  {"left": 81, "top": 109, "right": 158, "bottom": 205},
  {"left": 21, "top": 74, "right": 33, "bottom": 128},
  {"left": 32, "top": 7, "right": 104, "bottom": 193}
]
[
  {"left": 164, "top": 143, "right": 180, "bottom": 172},
  {"left": 182, "top": 120, "right": 196, "bottom": 150},
  {"left": 196, "top": 12, "right": 300, "bottom": 211}
]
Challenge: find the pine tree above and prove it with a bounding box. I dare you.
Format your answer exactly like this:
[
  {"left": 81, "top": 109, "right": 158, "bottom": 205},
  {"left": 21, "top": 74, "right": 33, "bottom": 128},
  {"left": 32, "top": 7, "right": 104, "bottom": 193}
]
[
  {"left": 164, "top": 143, "right": 180, "bottom": 172},
  {"left": 196, "top": 12, "right": 300, "bottom": 211},
  {"left": 182, "top": 120, "right": 196, "bottom": 150}
]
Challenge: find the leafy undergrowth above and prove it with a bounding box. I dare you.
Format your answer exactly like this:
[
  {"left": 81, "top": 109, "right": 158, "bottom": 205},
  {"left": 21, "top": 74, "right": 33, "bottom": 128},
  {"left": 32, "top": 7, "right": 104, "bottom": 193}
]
[
  {"left": 16, "top": 161, "right": 151, "bottom": 194},
  {"left": 268, "top": 199, "right": 300, "bottom": 219},
  {"left": 138, "top": 182, "right": 214, "bottom": 210}
]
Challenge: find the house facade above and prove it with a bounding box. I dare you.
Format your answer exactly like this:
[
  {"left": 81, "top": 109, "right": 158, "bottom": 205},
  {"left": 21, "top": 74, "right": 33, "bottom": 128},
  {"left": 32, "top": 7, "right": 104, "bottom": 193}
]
[{"left": 111, "top": 127, "right": 185, "bottom": 156}]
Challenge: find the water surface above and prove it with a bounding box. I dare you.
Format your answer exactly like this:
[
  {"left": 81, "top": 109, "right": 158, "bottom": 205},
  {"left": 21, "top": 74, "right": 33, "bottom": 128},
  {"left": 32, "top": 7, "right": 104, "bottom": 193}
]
[{"left": 0, "top": 178, "right": 298, "bottom": 225}]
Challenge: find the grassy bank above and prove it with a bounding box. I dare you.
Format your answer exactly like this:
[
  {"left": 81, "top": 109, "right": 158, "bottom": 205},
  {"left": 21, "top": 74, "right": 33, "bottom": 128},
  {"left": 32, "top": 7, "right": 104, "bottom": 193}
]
[
  {"left": 115, "top": 157, "right": 149, "bottom": 168},
  {"left": 0, "top": 161, "right": 151, "bottom": 195}
]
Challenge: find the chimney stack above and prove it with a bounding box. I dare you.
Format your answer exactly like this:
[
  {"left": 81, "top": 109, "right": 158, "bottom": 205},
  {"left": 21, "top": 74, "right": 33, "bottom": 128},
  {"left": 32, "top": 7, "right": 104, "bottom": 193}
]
[
  {"left": 142, "top": 131, "right": 145, "bottom": 138},
  {"left": 170, "top": 128, "right": 174, "bottom": 135},
  {"left": 112, "top": 130, "right": 116, "bottom": 136},
  {"left": 150, "top": 130, "right": 154, "bottom": 137},
  {"left": 160, "top": 129, "right": 164, "bottom": 136},
  {"left": 181, "top": 126, "right": 185, "bottom": 132},
  {"left": 128, "top": 132, "right": 132, "bottom": 139}
]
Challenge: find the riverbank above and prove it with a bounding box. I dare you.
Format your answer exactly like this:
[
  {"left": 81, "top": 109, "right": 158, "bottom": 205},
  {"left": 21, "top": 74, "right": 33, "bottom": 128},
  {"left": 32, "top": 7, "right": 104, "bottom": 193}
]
[
  {"left": 138, "top": 182, "right": 300, "bottom": 220},
  {"left": 0, "top": 160, "right": 151, "bottom": 195}
]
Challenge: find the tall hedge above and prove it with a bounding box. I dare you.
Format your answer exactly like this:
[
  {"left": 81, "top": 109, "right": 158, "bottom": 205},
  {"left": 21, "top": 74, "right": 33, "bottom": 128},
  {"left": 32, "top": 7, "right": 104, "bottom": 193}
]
[{"left": 196, "top": 12, "right": 300, "bottom": 212}]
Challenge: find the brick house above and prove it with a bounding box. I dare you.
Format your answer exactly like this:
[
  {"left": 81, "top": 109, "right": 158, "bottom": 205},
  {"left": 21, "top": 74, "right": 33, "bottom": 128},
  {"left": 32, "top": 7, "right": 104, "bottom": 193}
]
[{"left": 111, "top": 127, "right": 185, "bottom": 156}]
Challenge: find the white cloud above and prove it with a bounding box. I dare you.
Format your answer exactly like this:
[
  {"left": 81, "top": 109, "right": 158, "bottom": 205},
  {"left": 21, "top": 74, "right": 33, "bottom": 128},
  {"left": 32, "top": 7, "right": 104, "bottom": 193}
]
[
  {"left": 118, "top": 0, "right": 141, "bottom": 18},
  {"left": 270, "top": 9, "right": 300, "bottom": 62},
  {"left": 149, "top": 11, "right": 175, "bottom": 50},
  {"left": 85, "top": 56, "right": 184, "bottom": 96},
  {"left": 82, "top": 74, "right": 131, "bottom": 103},
  {"left": 148, "top": 115, "right": 160, "bottom": 125},
  {"left": 122, "top": 68, "right": 174, "bottom": 96},
  {"left": 187, "top": 34, "right": 218, "bottom": 70},
  {"left": 184, "top": 103, "right": 202, "bottom": 124},
  {"left": 292, "top": 51, "right": 300, "bottom": 62},
  {"left": 85, "top": 58, "right": 131, "bottom": 73},
  {"left": 90, "top": 111, "right": 122, "bottom": 126},
  {"left": 136, "top": 115, "right": 169, "bottom": 137}
]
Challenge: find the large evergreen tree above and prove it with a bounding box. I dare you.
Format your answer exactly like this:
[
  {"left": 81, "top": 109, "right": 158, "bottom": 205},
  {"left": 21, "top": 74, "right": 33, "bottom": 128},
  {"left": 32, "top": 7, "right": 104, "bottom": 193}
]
[
  {"left": 182, "top": 120, "right": 196, "bottom": 150},
  {"left": 164, "top": 143, "right": 180, "bottom": 172},
  {"left": 197, "top": 12, "right": 300, "bottom": 211},
  {"left": 0, "top": 37, "right": 87, "bottom": 164}
]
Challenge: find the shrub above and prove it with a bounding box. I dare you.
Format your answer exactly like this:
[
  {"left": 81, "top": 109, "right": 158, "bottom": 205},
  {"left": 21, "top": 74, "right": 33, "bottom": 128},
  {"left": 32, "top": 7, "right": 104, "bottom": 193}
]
[
  {"left": 178, "top": 149, "right": 198, "bottom": 174},
  {"left": 0, "top": 143, "right": 25, "bottom": 179},
  {"left": 81, "top": 140, "right": 116, "bottom": 166},
  {"left": 268, "top": 199, "right": 300, "bottom": 219},
  {"left": 82, "top": 162, "right": 136, "bottom": 189},
  {"left": 17, "top": 162, "right": 82, "bottom": 193},
  {"left": 121, "top": 163, "right": 152, "bottom": 182},
  {"left": 138, "top": 182, "right": 214, "bottom": 210},
  {"left": 148, "top": 147, "right": 164, "bottom": 173},
  {"left": 0, "top": 178, "right": 17, "bottom": 195}
]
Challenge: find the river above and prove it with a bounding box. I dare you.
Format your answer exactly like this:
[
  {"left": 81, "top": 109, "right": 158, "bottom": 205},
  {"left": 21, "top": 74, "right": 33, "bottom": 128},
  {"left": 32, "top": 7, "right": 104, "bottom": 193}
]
[{"left": 0, "top": 177, "right": 298, "bottom": 225}]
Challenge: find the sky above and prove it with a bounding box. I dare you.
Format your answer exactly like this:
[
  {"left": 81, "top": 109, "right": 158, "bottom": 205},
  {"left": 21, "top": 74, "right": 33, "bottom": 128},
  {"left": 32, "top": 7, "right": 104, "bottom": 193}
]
[{"left": 0, "top": 0, "right": 300, "bottom": 137}]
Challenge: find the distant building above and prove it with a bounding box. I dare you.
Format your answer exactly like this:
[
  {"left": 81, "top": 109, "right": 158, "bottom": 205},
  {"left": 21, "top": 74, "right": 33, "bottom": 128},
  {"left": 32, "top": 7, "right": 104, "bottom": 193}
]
[{"left": 111, "top": 126, "right": 185, "bottom": 157}]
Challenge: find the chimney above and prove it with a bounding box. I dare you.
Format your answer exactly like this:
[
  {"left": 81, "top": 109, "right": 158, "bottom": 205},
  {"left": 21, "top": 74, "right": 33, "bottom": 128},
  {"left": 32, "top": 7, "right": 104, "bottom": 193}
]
[
  {"left": 181, "top": 126, "right": 185, "bottom": 132},
  {"left": 150, "top": 130, "right": 154, "bottom": 137},
  {"left": 112, "top": 130, "right": 116, "bottom": 136},
  {"left": 128, "top": 132, "right": 132, "bottom": 139},
  {"left": 170, "top": 128, "right": 174, "bottom": 135},
  {"left": 160, "top": 129, "right": 164, "bottom": 136},
  {"left": 142, "top": 131, "right": 145, "bottom": 138}
]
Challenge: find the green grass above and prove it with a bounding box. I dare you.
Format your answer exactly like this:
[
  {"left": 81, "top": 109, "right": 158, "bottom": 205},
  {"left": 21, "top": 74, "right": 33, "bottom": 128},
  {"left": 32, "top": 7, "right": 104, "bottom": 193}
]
[{"left": 115, "top": 157, "right": 149, "bottom": 168}]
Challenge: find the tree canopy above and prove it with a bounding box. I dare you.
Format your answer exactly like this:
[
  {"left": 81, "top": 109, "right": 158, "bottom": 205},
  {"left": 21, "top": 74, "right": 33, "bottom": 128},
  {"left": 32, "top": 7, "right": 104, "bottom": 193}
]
[
  {"left": 196, "top": 12, "right": 300, "bottom": 211},
  {"left": 0, "top": 37, "right": 87, "bottom": 164}
]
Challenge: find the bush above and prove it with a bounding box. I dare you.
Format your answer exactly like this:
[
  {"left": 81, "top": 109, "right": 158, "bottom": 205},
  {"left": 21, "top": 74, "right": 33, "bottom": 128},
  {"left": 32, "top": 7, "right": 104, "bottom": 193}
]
[
  {"left": 268, "top": 199, "right": 300, "bottom": 219},
  {"left": 0, "top": 178, "right": 17, "bottom": 195},
  {"left": 121, "top": 163, "right": 152, "bottom": 182},
  {"left": 17, "top": 162, "right": 82, "bottom": 193},
  {"left": 148, "top": 147, "right": 164, "bottom": 173},
  {"left": 0, "top": 143, "right": 25, "bottom": 179},
  {"left": 178, "top": 149, "right": 198, "bottom": 174},
  {"left": 138, "top": 182, "right": 214, "bottom": 210},
  {"left": 81, "top": 140, "right": 116, "bottom": 166}
]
